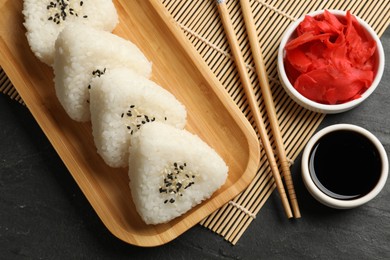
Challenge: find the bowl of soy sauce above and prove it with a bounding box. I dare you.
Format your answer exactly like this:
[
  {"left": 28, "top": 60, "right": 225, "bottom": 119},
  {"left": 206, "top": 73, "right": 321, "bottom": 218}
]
[{"left": 301, "top": 124, "right": 388, "bottom": 209}]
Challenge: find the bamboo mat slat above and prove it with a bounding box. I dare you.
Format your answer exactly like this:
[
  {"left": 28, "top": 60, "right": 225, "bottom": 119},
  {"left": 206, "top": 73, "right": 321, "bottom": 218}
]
[{"left": 1, "top": 0, "right": 389, "bottom": 245}]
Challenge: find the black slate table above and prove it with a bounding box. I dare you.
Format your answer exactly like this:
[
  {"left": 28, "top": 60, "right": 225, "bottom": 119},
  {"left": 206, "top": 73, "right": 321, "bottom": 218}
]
[{"left": 1, "top": 29, "right": 389, "bottom": 260}]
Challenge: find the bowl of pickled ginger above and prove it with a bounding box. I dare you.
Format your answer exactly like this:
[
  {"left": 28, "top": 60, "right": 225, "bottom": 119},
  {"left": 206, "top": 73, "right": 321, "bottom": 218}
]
[{"left": 277, "top": 9, "right": 384, "bottom": 114}]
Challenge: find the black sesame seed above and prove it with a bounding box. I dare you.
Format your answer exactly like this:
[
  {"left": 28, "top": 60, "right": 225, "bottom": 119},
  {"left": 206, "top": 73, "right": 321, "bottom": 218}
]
[
  {"left": 48, "top": 0, "right": 84, "bottom": 24},
  {"left": 121, "top": 113, "right": 124, "bottom": 118},
  {"left": 83, "top": 15, "right": 88, "bottom": 18},
  {"left": 164, "top": 200, "right": 168, "bottom": 204},
  {"left": 160, "top": 162, "right": 197, "bottom": 204},
  {"left": 80, "top": 1, "right": 83, "bottom": 6},
  {"left": 169, "top": 198, "right": 175, "bottom": 203}
]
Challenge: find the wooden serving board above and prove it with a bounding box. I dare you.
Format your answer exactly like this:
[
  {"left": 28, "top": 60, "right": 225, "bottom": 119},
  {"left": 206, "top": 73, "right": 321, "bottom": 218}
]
[{"left": 0, "top": 0, "right": 260, "bottom": 246}]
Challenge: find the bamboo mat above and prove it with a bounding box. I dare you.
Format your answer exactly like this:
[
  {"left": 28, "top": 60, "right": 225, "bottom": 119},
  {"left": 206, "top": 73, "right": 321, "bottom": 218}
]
[
  {"left": 161, "top": 0, "right": 389, "bottom": 244},
  {"left": 1, "top": 0, "right": 389, "bottom": 245},
  {"left": 0, "top": 68, "right": 24, "bottom": 105}
]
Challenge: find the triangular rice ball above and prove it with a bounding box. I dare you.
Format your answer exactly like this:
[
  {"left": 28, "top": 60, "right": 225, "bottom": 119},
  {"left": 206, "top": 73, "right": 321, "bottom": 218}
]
[
  {"left": 128, "top": 122, "right": 228, "bottom": 225},
  {"left": 89, "top": 68, "right": 186, "bottom": 168},
  {"left": 23, "top": 0, "right": 118, "bottom": 65},
  {"left": 54, "top": 23, "right": 152, "bottom": 122}
]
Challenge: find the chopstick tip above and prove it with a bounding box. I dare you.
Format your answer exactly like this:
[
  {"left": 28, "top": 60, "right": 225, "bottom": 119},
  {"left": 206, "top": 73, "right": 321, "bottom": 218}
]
[{"left": 293, "top": 209, "right": 301, "bottom": 219}]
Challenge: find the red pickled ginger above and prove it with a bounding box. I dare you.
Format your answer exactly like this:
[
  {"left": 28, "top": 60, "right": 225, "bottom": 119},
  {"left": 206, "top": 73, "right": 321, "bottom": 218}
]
[{"left": 284, "top": 10, "right": 377, "bottom": 105}]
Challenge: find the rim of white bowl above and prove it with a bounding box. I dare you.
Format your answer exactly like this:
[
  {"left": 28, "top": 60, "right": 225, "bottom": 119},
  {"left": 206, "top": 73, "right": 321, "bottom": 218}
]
[
  {"left": 301, "top": 124, "right": 389, "bottom": 209},
  {"left": 277, "top": 9, "right": 385, "bottom": 114}
]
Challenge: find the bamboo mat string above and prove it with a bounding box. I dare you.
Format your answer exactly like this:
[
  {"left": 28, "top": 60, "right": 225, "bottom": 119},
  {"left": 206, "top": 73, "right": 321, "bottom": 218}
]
[
  {"left": 254, "top": 0, "right": 297, "bottom": 21},
  {"left": 2, "top": 0, "right": 389, "bottom": 245}
]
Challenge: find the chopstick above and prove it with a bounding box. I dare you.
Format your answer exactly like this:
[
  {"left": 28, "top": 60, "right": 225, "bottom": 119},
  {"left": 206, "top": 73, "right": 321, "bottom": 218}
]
[
  {"left": 239, "top": 0, "right": 300, "bottom": 218},
  {"left": 216, "top": 0, "right": 299, "bottom": 218}
]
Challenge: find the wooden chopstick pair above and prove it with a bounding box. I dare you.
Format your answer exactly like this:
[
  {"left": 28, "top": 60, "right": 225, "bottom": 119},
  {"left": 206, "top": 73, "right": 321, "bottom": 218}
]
[{"left": 216, "top": 0, "right": 300, "bottom": 219}]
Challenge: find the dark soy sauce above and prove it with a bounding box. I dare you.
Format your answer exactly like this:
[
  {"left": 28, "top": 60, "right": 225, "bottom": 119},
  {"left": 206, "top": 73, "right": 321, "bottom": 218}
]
[{"left": 309, "top": 130, "right": 382, "bottom": 200}]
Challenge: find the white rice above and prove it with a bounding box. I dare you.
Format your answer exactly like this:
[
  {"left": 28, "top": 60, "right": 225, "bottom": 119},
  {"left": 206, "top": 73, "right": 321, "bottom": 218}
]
[
  {"left": 128, "top": 122, "right": 228, "bottom": 225},
  {"left": 23, "top": 0, "right": 118, "bottom": 66},
  {"left": 53, "top": 22, "right": 152, "bottom": 122},
  {"left": 89, "top": 68, "right": 186, "bottom": 168}
]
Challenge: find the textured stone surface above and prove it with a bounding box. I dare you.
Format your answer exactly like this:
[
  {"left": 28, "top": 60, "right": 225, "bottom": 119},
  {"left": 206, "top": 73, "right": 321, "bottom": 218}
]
[{"left": 0, "top": 29, "right": 389, "bottom": 260}]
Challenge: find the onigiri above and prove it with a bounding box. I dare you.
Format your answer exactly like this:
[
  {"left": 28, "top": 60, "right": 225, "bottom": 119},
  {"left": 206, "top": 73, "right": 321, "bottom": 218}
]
[
  {"left": 53, "top": 23, "right": 152, "bottom": 122},
  {"left": 89, "top": 68, "right": 186, "bottom": 168},
  {"left": 23, "top": 0, "right": 118, "bottom": 65},
  {"left": 128, "top": 122, "right": 228, "bottom": 225}
]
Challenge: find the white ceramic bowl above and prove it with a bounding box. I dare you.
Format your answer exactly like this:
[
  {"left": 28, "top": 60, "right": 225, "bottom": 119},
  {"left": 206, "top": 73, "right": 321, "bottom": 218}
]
[
  {"left": 277, "top": 10, "right": 385, "bottom": 114},
  {"left": 301, "top": 124, "right": 388, "bottom": 209}
]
